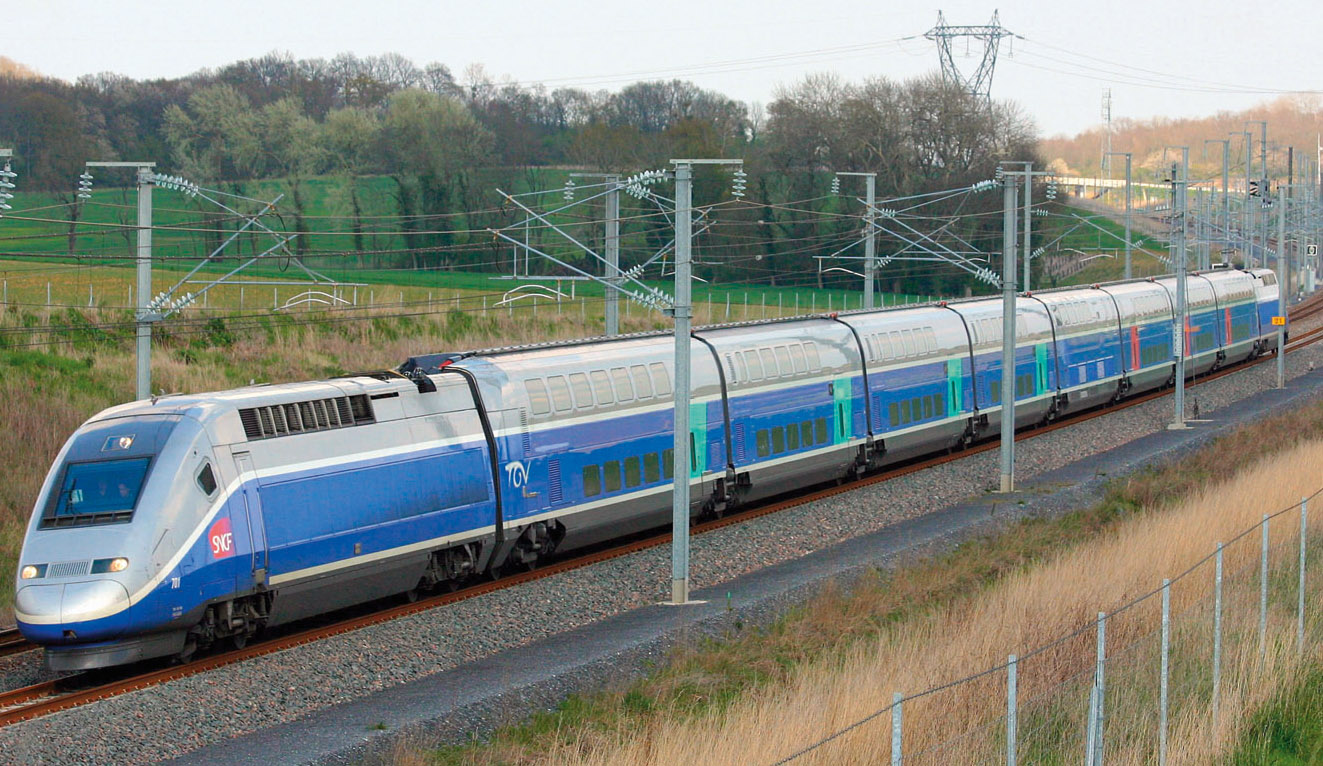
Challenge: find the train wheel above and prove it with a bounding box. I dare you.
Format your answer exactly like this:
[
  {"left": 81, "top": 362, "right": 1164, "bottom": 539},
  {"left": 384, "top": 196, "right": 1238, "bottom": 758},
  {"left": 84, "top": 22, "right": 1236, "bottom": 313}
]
[{"left": 230, "top": 633, "right": 248, "bottom": 651}]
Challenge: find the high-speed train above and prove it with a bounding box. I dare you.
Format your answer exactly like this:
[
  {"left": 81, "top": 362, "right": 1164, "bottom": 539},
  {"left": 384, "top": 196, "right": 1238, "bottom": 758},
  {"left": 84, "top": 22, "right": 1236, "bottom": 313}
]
[{"left": 14, "top": 268, "right": 1281, "bottom": 670}]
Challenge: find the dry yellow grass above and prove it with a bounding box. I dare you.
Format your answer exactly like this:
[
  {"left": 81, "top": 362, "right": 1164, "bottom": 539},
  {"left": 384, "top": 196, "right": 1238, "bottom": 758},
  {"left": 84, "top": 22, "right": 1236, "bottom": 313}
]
[{"left": 505, "top": 442, "right": 1323, "bottom": 766}]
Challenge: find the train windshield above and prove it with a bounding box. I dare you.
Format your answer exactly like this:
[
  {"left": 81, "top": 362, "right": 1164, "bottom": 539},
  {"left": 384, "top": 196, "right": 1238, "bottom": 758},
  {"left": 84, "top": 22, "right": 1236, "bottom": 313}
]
[{"left": 43, "top": 458, "right": 151, "bottom": 528}]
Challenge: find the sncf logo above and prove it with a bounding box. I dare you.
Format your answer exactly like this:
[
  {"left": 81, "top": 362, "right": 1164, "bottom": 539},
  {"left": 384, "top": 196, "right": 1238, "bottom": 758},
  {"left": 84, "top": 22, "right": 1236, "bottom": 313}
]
[{"left": 208, "top": 517, "right": 235, "bottom": 559}]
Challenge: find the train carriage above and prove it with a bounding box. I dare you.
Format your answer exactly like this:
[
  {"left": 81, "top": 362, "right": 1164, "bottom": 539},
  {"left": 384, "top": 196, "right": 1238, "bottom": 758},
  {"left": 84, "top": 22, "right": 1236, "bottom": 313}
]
[{"left": 14, "top": 270, "right": 1287, "bottom": 670}]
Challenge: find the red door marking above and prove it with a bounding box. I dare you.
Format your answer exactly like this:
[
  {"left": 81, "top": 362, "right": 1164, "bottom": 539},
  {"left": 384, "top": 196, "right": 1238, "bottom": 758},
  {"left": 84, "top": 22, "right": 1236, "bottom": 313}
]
[
  {"left": 1225, "top": 307, "right": 1232, "bottom": 342},
  {"left": 1130, "top": 325, "right": 1140, "bottom": 369}
]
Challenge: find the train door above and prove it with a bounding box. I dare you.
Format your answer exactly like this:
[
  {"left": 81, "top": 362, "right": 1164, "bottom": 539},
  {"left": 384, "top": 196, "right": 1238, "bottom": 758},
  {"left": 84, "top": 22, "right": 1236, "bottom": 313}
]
[{"left": 232, "top": 452, "right": 268, "bottom": 586}]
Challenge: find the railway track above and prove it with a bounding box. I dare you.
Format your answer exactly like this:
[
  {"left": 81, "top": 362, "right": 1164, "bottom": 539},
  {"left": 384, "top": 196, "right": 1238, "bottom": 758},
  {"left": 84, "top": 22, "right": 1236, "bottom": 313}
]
[
  {"left": 3, "top": 293, "right": 1323, "bottom": 728},
  {"left": 0, "top": 629, "right": 31, "bottom": 659}
]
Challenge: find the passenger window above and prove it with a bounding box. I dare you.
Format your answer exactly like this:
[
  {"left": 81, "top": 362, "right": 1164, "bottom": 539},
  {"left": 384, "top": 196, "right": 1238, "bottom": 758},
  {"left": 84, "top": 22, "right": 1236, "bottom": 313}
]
[
  {"left": 772, "top": 426, "right": 786, "bottom": 453},
  {"left": 569, "top": 373, "right": 593, "bottom": 409},
  {"left": 663, "top": 448, "right": 675, "bottom": 479},
  {"left": 757, "top": 429, "right": 771, "bottom": 458},
  {"left": 890, "top": 402, "right": 900, "bottom": 426},
  {"left": 787, "top": 423, "right": 801, "bottom": 450},
  {"left": 583, "top": 465, "right": 601, "bottom": 497},
  {"left": 611, "top": 367, "right": 634, "bottom": 402},
  {"left": 774, "top": 346, "right": 792, "bottom": 375},
  {"left": 546, "top": 375, "right": 573, "bottom": 412},
  {"left": 815, "top": 417, "right": 828, "bottom": 444},
  {"left": 804, "top": 341, "right": 821, "bottom": 371},
  {"left": 650, "top": 362, "right": 671, "bottom": 396},
  {"left": 525, "top": 379, "right": 551, "bottom": 415},
  {"left": 744, "top": 350, "right": 764, "bottom": 380},
  {"left": 923, "top": 396, "right": 934, "bottom": 419},
  {"left": 590, "top": 370, "right": 614, "bottom": 406},
  {"left": 733, "top": 353, "right": 749, "bottom": 382},
  {"left": 924, "top": 328, "right": 937, "bottom": 352},
  {"left": 902, "top": 330, "right": 917, "bottom": 357},
  {"left": 644, "top": 453, "right": 661, "bottom": 483},
  {"left": 759, "top": 348, "right": 778, "bottom": 378},
  {"left": 801, "top": 420, "right": 814, "bottom": 446},
  {"left": 790, "top": 344, "right": 806, "bottom": 373},
  {"left": 624, "top": 456, "right": 641, "bottom": 488},
  {"left": 604, "top": 460, "right": 622, "bottom": 492},
  {"left": 631, "top": 365, "right": 653, "bottom": 399},
  {"left": 196, "top": 462, "right": 218, "bottom": 496}
]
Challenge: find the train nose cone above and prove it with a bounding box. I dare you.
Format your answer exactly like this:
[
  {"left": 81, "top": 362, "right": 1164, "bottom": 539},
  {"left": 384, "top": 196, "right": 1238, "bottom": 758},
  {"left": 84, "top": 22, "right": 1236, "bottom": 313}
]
[{"left": 16, "top": 581, "right": 130, "bottom": 642}]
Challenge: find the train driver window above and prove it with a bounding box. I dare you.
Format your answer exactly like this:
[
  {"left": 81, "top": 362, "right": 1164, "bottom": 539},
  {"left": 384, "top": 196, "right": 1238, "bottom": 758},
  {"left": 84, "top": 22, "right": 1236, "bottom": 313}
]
[{"left": 590, "top": 370, "right": 614, "bottom": 406}]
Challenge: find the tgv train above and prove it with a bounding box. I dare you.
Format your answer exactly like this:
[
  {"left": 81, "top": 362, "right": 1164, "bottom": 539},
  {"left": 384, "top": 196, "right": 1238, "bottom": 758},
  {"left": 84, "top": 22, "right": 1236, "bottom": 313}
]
[{"left": 14, "top": 269, "right": 1281, "bottom": 670}]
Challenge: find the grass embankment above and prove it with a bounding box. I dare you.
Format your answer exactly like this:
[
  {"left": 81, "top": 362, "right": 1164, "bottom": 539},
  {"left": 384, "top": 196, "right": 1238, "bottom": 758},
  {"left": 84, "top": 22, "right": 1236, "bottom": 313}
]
[{"left": 409, "top": 402, "right": 1323, "bottom": 766}]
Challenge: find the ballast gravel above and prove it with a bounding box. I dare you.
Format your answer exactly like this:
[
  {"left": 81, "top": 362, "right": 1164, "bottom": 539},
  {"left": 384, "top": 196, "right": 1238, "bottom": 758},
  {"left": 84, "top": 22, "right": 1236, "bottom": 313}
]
[{"left": 2, "top": 333, "right": 1322, "bottom": 765}]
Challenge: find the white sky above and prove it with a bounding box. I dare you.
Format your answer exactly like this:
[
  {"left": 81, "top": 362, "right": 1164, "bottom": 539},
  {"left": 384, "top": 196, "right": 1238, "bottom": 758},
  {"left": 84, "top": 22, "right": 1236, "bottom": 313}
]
[{"left": 8, "top": 0, "right": 1322, "bottom": 137}]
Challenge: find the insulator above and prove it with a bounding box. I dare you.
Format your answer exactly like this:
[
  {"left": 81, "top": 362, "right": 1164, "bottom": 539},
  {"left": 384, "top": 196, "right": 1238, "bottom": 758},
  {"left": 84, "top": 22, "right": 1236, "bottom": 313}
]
[
  {"left": 79, "top": 173, "right": 93, "bottom": 181},
  {"left": 831, "top": 176, "right": 841, "bottom": 195},
  {"left": 563, "top": 178, "right": 576, "bottom": 202}
]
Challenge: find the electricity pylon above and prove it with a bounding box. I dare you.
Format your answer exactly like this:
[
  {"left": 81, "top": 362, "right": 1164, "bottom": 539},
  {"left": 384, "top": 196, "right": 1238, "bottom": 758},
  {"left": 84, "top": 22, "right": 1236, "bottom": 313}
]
[{"left": 924, "top": 10, "right": 1013, "bottom": 104}]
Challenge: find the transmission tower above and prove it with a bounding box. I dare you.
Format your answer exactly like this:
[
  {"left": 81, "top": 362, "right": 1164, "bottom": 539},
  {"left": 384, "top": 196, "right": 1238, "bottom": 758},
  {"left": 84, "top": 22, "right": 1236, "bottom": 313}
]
[{"left": 924, "top": 10, "right": 1013, "bottom": 104}]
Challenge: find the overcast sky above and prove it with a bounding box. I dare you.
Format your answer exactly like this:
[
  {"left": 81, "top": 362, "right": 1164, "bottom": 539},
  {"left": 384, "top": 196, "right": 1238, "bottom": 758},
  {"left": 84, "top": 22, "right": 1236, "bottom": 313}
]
[{"left": 9, "top": 0, "right": 1321, "bottom": 137}]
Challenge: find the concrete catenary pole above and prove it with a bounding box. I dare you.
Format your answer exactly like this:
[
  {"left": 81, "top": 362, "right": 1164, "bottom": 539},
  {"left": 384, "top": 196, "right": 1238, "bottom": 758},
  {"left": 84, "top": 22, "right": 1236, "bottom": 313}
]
[
  {"left": 1172, "top": 162, "right": 1188, "bottom": 429},
  {"left": 605, "top": 175, "right": 621, "bottom": 336},
  {"left": 1023, "top": 162, "right": 1033, "bottom": 291},
  {"left": 1278, "top": 179, "right": 1288, "bottom": 389},
  {"left": 671, "top": 161, "right": 694, "bottom": 605},
  {"left": 1000, "top": 171, "right": 1018, "bottom": 492}
]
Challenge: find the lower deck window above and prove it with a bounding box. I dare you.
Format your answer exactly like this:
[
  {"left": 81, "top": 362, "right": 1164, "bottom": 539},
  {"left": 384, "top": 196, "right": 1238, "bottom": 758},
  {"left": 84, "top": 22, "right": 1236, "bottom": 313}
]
[{"left": 583, "top": 465, "right": 601, "bottom": 497}]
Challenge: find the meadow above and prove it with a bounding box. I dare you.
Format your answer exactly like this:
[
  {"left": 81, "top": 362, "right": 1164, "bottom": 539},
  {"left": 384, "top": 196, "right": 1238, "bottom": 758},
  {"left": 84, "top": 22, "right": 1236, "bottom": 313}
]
[{"left": 411, "top": 401, "right": 1323, "bottom": 766}]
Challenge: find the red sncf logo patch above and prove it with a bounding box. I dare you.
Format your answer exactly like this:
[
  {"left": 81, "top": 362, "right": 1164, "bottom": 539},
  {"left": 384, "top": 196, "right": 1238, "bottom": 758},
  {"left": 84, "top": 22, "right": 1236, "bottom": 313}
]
[{"left": 208, "top": 517, "right": 235, "bottom": 559}]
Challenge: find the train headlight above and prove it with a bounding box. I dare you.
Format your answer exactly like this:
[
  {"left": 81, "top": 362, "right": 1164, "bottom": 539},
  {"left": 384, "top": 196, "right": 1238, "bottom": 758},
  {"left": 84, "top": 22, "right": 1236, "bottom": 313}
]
[
  {"left": 20, "top": 564, "right": 46, "bottom": 579},
  {"left": 91, "top": 557, "right": 129, "bottom": 574}
]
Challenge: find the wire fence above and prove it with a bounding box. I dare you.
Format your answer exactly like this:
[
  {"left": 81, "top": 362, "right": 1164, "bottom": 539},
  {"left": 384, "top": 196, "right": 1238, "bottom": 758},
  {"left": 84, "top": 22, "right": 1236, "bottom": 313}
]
[{"left": 770, "top": 486, "right": 1323, "bottom": 766}]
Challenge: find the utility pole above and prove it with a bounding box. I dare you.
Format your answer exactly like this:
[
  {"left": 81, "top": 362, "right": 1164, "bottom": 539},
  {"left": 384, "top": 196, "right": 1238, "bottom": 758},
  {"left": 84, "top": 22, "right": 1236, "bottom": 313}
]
[
  {"left": 1205, "top": 140, "right": 1232, "bottom": 263},
  {"left": 1170, "top": 161, "right": 1189, "bottom": 430},
  {"left": 1277, "top": 178, "right": 1288, "bottom": 389},
  {"left": 1233, "top": 131, "right": 1253, "bottom": 266},
  {"left": 1106, "top": 152, "right": 1133, "bottom": 279},
  {"left": 570, "top": 172, "right": 622, "bottom": 335},
  {"left": 1247, "top": 122, "right": 1269, "bottom": 267},
  {"left": 836, "top": 172, "right": 878, "bottom": 308},
  {"left": 87, "top": 161, "right": 156, "bottom": 400},
  {"left": 1023, "top": 162, "right": 1033, "bottom": 291},
  {"left": 668, "top": 157, "right": 742, "bottom": 606},
  {"left": 1000, "top": 168, "right": 1018, "bottom": 492}
]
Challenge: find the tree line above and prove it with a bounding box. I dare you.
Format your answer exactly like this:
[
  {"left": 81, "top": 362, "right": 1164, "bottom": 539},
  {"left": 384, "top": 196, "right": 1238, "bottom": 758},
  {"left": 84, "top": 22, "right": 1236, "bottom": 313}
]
[{"left": 0, "top": 51, "right": 1039, "bottom": 295}]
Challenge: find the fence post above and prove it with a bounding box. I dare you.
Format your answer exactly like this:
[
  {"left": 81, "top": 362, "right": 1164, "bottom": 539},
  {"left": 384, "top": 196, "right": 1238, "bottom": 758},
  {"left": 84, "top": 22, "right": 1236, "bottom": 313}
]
[
  {"left": 1094, "top": 611, "right": 1107, "bottom": 766},
  {"left": 240, "top": 286, "right": 245, "bottom": 309},
  {"left": 1160, "top": 579, "right": 1171, "bottom": 766},
  {"left": 1007, "top": 655, "right": 1018, "bottom": 766},
  {"left": 890, "top": 692, "right": 904, "bottom": 766},
  {"left": 1300, "top": 498, "right": 1309, "bottom": 655},
  {"left": 88, "top": 283, "right": 93, "bottom": 307},
  {"left": 46, "top": 281, "right": 51, "bottom": 305},
  {"left": 1261, "top": 514, "right": 1270, "bottom": 656},
  {"left": 1213, "top": 542, "right": 1224, "bottom": 727},
  {"left": 1085, "top": 684, "right": 1099, "bottom": 766},
  {"left": 724, "top": 293, "right": 730, "bottom": 319}
]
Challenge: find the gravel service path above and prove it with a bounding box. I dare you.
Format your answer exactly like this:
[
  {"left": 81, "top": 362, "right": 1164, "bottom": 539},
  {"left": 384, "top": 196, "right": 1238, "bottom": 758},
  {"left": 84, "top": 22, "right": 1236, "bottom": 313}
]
[{"left": 3, "top": 338, "right": 1322, "bottom": 766}]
